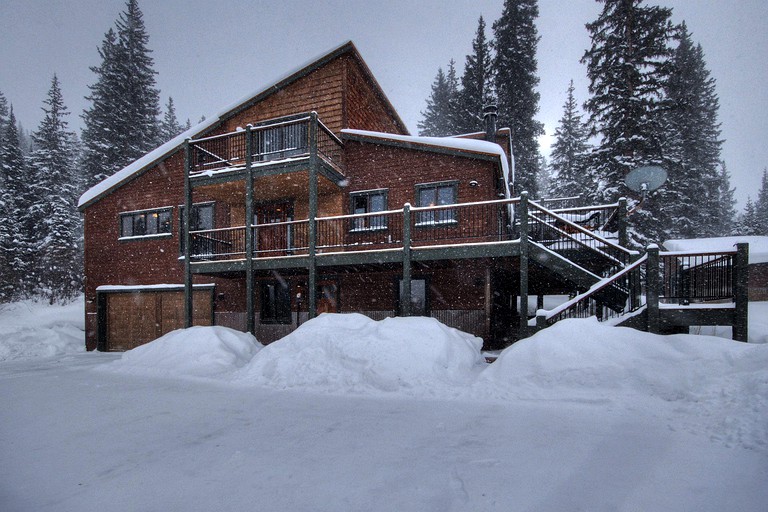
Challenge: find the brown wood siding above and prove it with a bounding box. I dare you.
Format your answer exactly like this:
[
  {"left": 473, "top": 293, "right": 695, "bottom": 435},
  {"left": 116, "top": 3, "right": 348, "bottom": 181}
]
[
  {"left": 343, "top": 140, "right": 502, "bottom": 212},
  {"left": 104, "top": 289, "right": 212, "bottom": 351},
  {"left": 216, "top": 58, "right": 347, "bottom": 135},
  {"left": 344, "top": 57, "right": 407, "bottom": 134}
]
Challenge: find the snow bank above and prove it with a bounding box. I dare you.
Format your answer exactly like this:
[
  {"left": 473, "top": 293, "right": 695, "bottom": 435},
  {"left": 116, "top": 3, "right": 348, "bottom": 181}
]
[
  {"left": 482, "top": 318, "right": 768, "bottom": 401},
  {"left": 0, "top": 297, "right": 85, "bottom": 361},
  {"left": 104, "top": 326, "right": 261, "bottom": 379},
  {"left": 234, "top": 313, "right": 485, "bottom": 395}
]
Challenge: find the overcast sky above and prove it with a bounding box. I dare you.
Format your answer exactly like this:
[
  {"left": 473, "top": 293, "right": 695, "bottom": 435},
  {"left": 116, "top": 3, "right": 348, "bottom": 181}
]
[{"left": 1, "top": 0, "right": 765, "bottom": 209}]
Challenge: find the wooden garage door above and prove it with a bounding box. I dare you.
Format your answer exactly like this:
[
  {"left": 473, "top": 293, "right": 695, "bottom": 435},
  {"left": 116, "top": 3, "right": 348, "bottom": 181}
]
[{"left": 105, "top": 290, "right": 212, "bottom": 351}]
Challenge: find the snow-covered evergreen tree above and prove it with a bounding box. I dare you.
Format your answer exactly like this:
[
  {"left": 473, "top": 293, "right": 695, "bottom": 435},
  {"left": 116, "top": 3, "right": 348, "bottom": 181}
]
[
  {"left": 81, "top": 0, "right": 160, "bottom": 190},
  {"left": 456, "top": 16, "right": 493, "bottom": 134},
  {"left": 418, "top": 61, "right": 460, "bottom": 136},
  {"left": 582, "top": 0, "right": 676, "bottom": 245},
  {"left": 737, "top": 197, "right": 760, "bottom": 236},
  {"left": 548, "top": 80, "right": 593, "bottom": 200},
  {"left": 28, "top": 76, "right": 82, "bottom": 303},
  {"left": 0, "top": 108, "right": 34, "bottom": 299},
  {"left": 664, "top": 23, "right": 723, "bottom": 239},
  {"left": 493, "top": 0, "right": 544, "bottom": 198},
  {"left": 755, "top": 169, "right": 768, "bottom": 235},
  {"left": 159, "top": 96, "right": 185, "bottom": 143},
  {"left": 713, "top": 162, "right": 736, "bottom": 236}
]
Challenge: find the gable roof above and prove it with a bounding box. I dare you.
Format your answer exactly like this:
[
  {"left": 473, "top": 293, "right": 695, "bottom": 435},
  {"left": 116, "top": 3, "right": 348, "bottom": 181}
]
[{"left": 78, "top": 41, "right": 407, "bottom": 210}]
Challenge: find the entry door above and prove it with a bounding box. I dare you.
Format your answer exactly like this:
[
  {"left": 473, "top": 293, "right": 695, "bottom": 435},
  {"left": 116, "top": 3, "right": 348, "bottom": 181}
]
[{"left": 254, "top": 202, "right": 293, "bottom": 255}]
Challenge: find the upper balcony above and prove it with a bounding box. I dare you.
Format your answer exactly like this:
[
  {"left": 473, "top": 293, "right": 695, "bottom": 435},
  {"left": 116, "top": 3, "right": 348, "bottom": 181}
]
[{"left": 187, "top": 112, "right": 345, "bottom": 185}]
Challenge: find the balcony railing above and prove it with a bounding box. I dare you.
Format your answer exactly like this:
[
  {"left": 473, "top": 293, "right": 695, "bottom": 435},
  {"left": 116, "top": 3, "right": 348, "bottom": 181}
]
[
  {"left": 189, "top": 199, "right": 516, "bottom": 261},
  {"left": 187, "top": 113, "right": 344, "bottom": 176}
]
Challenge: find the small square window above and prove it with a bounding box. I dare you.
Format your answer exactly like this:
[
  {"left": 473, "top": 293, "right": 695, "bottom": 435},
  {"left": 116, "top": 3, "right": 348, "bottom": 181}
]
[
  {"left": 350, "top": 190, "right": 388, "bottom": 231},
  {"left": 415, "top": 182, "right": 457, "bottom": 225}
]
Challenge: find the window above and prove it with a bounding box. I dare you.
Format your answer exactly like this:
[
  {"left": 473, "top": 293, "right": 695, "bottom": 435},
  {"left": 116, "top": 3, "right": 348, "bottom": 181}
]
[
  {"left": 415, "top": 182, "right": 457, "bottom": 225},
  {"left": 260, "top": 280, "right": 291, "bottom": 324},
  {"left": 397, "top": 278, "right": 428, "bottom": 316},
  {"left": 119, "top": 208, "right": 172, "bottom": 238},
  {"left": 256, "top": 122, "right": 308, "bottom": 161},
  {"left": 180, "top": 203, "right": 215, "bottom": 253},
  {"left": 350, "top": 190, "right": 387, "bottom": 230}
]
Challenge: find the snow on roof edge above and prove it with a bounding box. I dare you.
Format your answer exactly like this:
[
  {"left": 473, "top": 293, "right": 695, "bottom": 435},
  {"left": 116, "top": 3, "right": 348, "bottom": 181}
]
[
  {"left": 341, "top": 129, "right": 512, "bottom": 197},
  {"left": 78, "top": 41, "right": 359, "bottom": 209}
]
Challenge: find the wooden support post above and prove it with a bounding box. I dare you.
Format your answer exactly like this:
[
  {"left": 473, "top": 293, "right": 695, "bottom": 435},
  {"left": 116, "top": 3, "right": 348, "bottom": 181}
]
[
  {"left": 617, "top": 197, "right": 628, "bottom": 247},
  {"left": 244, "top": 125, "right": 255, "bottom": 335},
  {"left": 401, "top": 203, "right": 412, "bottom": 316},
  {"left": 308, "top": 112, "right": 319, "bottom": 319},
  {"left": 183, "top": 139, "right": 193, "bottom": 328},
  {"left": 519, "top": 191, "right": 530, "bottom": 338},
  {"left": 734, "top": 242, "right": 749, "bottom": 342},
  {"left": 535, "top": 312, "right": 547, "bottom": 331},
  {"left": 646, "top": 244, "right": 660, "bottom": 334}
]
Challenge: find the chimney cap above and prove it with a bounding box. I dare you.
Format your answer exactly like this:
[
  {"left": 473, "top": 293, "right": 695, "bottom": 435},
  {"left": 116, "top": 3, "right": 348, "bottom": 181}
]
[{"left": 482, "top": 104, "right": 498, "bottom": 116}]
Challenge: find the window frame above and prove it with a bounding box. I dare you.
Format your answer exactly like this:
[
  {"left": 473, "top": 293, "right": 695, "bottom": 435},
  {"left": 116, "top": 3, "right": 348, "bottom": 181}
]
[
  {"left": 349, "top": 189, "right": 388, "bottom": 231},
  {"left": 414, "top": 181, "right": 459, "bottom": 227},
  {"left": 118, "top": 207, "right": 173, "bottom": 240},
  {"left": 259, "top": 279, "right": 292, "bottom": 325},
  {"left": 179, "top": 202, "right": 216, "bottom": 254}
]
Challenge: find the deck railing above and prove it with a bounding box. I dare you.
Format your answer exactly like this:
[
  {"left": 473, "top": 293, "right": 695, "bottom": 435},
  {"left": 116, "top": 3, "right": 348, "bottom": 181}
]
[
  {"left": 536, "top": 247, "right": 741, "bottom": 328},
  {"left": 188, "top": 113, "right": 344, "bottom": 176},
  {"left": 189, "top": 199, "right": 517, "bottom": 261},
  {"left": 659, "top": 251, "right": 736, "bottom": 304}
]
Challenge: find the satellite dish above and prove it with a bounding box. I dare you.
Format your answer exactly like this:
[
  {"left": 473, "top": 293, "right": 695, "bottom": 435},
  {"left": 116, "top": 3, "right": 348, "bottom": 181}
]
[{"left": 625, "top": 166, "right": 667, "bottom": 196}]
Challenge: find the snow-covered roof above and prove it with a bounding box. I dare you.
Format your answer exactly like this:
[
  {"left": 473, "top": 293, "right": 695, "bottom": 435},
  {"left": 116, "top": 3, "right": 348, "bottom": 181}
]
[
  {"left": 663, "top": 236, "right": 768, "bottom": 264},
  {"left": 341, "top": 129, "right": 512, "bottom": 198},
  {"left": 78, "top": 41, "right": 405, "bottom": 209}
]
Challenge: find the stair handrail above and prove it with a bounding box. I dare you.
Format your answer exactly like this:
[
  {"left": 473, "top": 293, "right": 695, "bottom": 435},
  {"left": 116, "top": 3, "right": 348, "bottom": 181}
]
[
  {"left": 525, "top": 200, "right": 637, "bottom": 275},
  {"left": 538, "top": 253, "right": 648, "bottom": 327}
]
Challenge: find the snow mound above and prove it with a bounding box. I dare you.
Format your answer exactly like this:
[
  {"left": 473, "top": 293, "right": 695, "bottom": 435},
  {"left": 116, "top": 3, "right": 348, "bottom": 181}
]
[
  {"left": 234, "top": 313, "right": 485, "bottom": 396},
  {"left": 104, "top": 326, "right": 261, "bottom": 379},
  {"left": 0, "top": 298, "right": 85, "bottom": 361},
  {"left": 479, "top": 318, "right": 768, "bottom": 450}
]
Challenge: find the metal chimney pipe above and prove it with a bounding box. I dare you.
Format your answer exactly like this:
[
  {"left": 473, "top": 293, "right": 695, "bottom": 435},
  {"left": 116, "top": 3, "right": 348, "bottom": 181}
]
[{"left": 482, "top": 104, "right": 498, "bottom": 142}]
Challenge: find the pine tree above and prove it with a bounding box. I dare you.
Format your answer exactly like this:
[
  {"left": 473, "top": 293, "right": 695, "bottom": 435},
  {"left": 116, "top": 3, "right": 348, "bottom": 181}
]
[
  {"left": 81, "top": 0, "right": 160, "bottom": 190},
  {"left": 28, "top": 76, "right": 82, "bottom": 303},
  {"left": 0, "top": 90, "right": 8, "bottom": 181},
  {"left": 493, "top": 0, "right": 544, "bottom": 197},
  {"left": 582, "top": 0, "right": 677, "bottom": 244},
  {"left": 738, "top": 198, "right": 760, "bottom": 236},
  {"left": 418, "top": 62, "right": 460, "bottom": 136},
  {"left": 456, "top": 16, "right": 493, "bottom": 134},
  {"left": 664, "top": 23, "right": 724, "bottom": 238},
  {"left": 713, "top": 162, "right": 736, "bottom": 236},
  {"left": 548, "top": 80, "right": 593, "bottom": 200},
  {"left": 159, "top": 96, "right": 185, "bottom": 143},
  {"left": 0, "top": 108, "right": 33, "bottom": 299},
  {"left": 755, "top": 169, "right": 768, "bottom": 235}
]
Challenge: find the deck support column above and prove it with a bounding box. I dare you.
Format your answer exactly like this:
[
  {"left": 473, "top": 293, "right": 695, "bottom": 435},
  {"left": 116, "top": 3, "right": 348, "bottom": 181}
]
[
  {"left": 183, "top": 139, "right": 193, "bottom": 328},
  {"left": 518, "top": 191, "right": 529, "bottom": 339},
  {"left": 617, "top": 197, "right": 628, "bottom": 247},
  {"left": 308, "top": 112, "right": 319, "bottom": 319},
  {"left": 402, "top": 203, "right": 412, "bottom": 316},
  {"left": 734, "top": 242, "right": 749, "bottom": 342},
  {"left": 245, "top": 125, "right": 255, "bottom": 334},
  {"left": 646, "top": 244, "right": 660, "bottom": 334}
]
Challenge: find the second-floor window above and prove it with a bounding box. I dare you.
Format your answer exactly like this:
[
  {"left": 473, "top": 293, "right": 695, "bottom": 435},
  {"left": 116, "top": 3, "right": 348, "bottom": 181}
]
[
  {"left": 350, "top": 189, "right": 388, "bottom": 230},
  {"left": 120, "top": 208, "right": 172, "bottom": 238},
  {"left": 415, "top": 181, "right": 457, "bottom": 225}
]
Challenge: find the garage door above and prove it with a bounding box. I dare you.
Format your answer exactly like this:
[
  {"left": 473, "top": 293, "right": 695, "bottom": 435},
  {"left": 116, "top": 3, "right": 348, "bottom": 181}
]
[{"left": 103, "top": 288, "right": 213, "bottom": 351}]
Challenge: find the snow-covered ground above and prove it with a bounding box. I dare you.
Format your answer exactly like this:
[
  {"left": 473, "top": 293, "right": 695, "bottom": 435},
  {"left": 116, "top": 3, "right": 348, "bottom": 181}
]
[{"left": 1, "top": 299, "right": 767, "bottom": 511}]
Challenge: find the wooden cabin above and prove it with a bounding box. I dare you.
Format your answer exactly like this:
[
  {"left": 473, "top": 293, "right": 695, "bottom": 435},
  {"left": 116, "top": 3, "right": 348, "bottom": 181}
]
[{"left": 78, "top": 41, "right": 749, "bottom": 352}]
